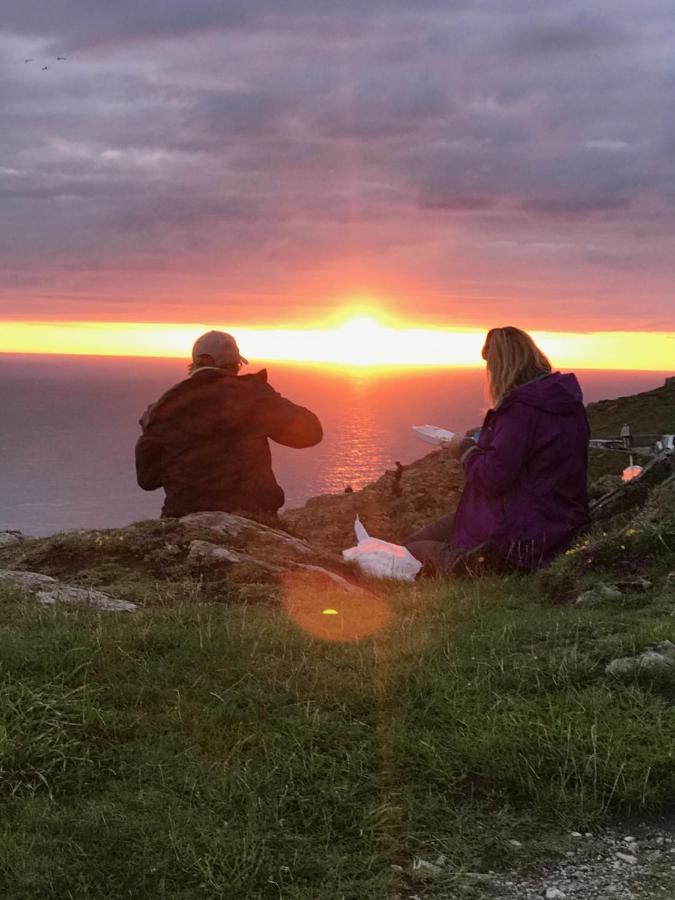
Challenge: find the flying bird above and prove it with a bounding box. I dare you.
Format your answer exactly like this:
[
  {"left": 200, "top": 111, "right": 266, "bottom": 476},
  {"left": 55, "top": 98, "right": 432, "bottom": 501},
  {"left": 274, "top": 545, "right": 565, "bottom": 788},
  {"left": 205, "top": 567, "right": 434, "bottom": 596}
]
[
  {"left": 42, "top": 66, "right": 48, "bottom": 70},
  {"left": 24, "top": 58, "right": 34, "bottom": 63},
  {"left": 56, "top": 56, "right": 67, "bottom": 61}
]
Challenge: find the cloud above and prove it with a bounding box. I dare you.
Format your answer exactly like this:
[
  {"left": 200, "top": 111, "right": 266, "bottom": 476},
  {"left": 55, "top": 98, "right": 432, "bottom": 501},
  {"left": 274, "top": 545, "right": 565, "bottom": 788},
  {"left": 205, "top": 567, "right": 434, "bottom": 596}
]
[{"left": 0, "top": 1, "right": 675, "bottom": 331}]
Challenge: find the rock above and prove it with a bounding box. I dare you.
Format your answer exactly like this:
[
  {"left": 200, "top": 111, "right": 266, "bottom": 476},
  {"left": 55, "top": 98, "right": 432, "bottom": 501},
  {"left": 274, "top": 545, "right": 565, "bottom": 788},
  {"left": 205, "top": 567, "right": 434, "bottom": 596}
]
[
  {"left": 0, "top": 569, "right": 57, "bottom": 590},
  {"left": 575, "top": 584, "right": 623, "bottom": 606},
  {"left": 655, "top": 639, "right": 675, "bottom": 658},
  {"left": 0, "top": 568, "right": 136, "bottom": 612},
  {"left": 606, "top": 639, "right": 675, "bottom": 676},
  {"left": 606, "top": 649, "right": 675, "bottom": 676},
  {"left": 293, "top": 563, "right": 367, "bottom": 594},
  {"left": 0, "top": 530, "right": 23, "bottom": 547},
  {"left": 615, "top": 852, "right": 638, "bottom": 864},
  {"left": 37, "top": 584, "right": 137, "bottom": 612},
  {"left": 187, "top": 540, "right": 244, "bottom": 564},
  {"left": 282, "top": 448, "right": 464, "bottom": 552},
  {"left": 544, "top": 888, "right": 566, "bottom": 899},
  {"left": 412, "top": 857, "right": 443, "bottom": 877},
  {"left": 508, "top": 839, "right": 523, "bottom": 848},
  {"left": 180, "top": 511, "right": 314, "bottom": 556}
]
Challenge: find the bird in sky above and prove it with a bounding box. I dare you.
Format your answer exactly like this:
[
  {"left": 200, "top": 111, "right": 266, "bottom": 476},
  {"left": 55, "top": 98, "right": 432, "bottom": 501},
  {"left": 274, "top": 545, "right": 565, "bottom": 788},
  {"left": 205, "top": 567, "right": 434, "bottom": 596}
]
[
  {"left": 56, "top": 56, "right": 67, "bottom": 61},
  {"left": 24, "top": 58, "right": 33, "bottom": 63},
  {"left": 41, "top": 66, "right": 48, "bottom": 70}
]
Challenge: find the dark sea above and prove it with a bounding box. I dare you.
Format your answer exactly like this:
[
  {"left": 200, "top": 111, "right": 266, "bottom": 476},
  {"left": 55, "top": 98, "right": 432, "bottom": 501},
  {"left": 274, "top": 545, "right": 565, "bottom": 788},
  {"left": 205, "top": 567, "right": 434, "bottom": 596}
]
[{"left": 0, "top": 353, "right": 669, "bottom": 536}]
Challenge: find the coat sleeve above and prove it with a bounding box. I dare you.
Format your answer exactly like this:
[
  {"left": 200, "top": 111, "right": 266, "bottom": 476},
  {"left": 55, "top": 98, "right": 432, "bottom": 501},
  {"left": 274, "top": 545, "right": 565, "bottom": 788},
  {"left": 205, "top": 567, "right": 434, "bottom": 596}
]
[
  {"left": 135, "top": 432, "right": 164, "bottom": 490},
  {"left": 462, "top": 403, "right": 536, "bottom": 495},
  {"left": 259, "top": 389, "right": 323, "bottom": 448}
]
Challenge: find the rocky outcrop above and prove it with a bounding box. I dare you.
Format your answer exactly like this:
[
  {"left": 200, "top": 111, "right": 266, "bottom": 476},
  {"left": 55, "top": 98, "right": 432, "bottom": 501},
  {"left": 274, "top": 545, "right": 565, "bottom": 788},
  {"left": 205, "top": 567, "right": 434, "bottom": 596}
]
[
  {"left": 282, "top": 447, "right": 463, "bottom": 552},
  {"left": 0, "top": 569, "right": 137, "bottom": 612}
]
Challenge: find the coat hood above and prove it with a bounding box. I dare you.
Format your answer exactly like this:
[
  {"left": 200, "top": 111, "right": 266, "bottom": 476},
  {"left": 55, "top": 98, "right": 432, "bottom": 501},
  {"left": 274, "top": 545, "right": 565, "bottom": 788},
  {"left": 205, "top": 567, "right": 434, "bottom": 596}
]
[{"left": 502, "top": 372, "right": 583, "bottom": 414}]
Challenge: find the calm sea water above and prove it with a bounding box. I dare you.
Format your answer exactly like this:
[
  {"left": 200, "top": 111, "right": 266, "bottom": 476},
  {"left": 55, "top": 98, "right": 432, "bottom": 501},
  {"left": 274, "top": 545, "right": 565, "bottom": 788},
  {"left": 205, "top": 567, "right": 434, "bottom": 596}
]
[{"left": 0, "top": 353, "right": 669, "bottom": 536}]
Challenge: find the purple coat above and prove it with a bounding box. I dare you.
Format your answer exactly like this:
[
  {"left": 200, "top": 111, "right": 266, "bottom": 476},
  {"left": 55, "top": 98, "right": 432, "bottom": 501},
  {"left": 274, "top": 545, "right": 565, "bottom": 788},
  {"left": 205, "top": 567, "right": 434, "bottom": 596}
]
[{"left": 450, "top": 373, "right": 590, "bottom": 569}]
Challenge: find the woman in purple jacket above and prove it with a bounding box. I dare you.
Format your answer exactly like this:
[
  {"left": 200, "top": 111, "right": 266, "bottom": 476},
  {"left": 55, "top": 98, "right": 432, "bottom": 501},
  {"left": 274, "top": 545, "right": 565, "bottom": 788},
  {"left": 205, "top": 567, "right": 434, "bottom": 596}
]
[{"left": 406, "top": 326, "right": 590, "bottom": 573}]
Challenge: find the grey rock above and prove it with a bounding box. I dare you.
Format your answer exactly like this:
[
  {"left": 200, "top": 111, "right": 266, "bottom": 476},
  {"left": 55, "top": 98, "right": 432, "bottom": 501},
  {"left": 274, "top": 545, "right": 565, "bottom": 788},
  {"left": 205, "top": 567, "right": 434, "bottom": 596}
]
[
  {"left": 293, "top": 563, "right": 365, "bottom": 594},
  {"left": 606, "top": 644, "right": 675, "bottom": 676},
  {"left": 544, "top": 888, "right": 566, "bottom": 899},
  {"left": 0, "top": 569, "right": 57, "bottom": 589},
  {"left": 615, "top": 852, "right": 638, "bottom": 864},
  {"left": 655, "top": 640, "right": 675, "bottom": 659},
  {"left": 187, "top": 540, "right": 243, "bottom": 564},
  {"left": 37, "top": 584, "right": 137, "bottom": 612},
  {"left": 0, "top": 569, "right": 136, "bottom": 612},
  {"left": 0, "top": 530, "right": 23, "bottom": 547},
  {"left": 575, "top": 584, "right": 623, "bottom": 606},
  {"left": 180, "top": 511, "right": 313, "bottom": 555},
  {"left": 412, "top": 857, "right": 443, "bottom": 877}
]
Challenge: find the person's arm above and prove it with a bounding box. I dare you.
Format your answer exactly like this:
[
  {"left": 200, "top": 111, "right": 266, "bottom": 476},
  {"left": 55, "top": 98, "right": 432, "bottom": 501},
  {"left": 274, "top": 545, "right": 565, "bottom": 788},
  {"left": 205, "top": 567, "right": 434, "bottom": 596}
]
[
  {"left": 135, "top": 432, "right": 163, "bottom": 490},
  {"left": 259, "top": 389, "right": 323, "bottom": 448},
  {"left": 462, "top": 403, "right": 536, "bottom": 495}
]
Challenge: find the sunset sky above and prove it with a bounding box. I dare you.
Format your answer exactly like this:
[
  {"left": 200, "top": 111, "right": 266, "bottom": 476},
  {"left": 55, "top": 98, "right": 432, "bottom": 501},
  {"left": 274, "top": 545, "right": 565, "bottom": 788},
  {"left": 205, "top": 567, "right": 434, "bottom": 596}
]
[{"left": 1, "top": 1, "right": 674, "bottom": 365}]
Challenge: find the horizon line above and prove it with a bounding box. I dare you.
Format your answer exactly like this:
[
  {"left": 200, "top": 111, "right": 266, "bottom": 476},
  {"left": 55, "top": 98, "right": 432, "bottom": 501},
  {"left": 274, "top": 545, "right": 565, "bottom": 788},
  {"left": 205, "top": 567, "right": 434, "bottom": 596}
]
[{"left": 0, "top": 319, "right": 674, "bottom": 372}]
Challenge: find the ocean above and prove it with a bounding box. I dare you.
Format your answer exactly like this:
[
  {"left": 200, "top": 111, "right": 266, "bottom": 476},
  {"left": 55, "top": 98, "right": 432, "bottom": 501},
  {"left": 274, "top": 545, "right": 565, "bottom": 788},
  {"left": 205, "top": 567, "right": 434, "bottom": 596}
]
[{"left": 0, "top": 353, "right": 669, "bottom": 536}]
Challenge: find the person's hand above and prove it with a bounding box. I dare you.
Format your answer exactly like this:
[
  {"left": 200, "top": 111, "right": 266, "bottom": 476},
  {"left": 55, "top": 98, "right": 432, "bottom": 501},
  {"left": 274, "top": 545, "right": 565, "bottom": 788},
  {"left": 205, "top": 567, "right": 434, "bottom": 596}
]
[{"left": 446, "top": 433, "right": 466, "bottom": 459}]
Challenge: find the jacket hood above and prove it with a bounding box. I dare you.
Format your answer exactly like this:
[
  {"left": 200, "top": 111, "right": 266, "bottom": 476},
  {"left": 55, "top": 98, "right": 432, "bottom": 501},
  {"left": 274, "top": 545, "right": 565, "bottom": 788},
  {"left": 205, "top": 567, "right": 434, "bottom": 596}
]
[{"left": 502, "top": 372, "right": 584, "bottom": 413}]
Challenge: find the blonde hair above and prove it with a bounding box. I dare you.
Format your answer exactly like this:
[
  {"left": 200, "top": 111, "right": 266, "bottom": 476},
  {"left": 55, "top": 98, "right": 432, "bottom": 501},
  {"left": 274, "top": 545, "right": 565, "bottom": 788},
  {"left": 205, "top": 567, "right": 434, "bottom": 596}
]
[{"left": 482, "top": 326, "right": 552, "bottom": 406}]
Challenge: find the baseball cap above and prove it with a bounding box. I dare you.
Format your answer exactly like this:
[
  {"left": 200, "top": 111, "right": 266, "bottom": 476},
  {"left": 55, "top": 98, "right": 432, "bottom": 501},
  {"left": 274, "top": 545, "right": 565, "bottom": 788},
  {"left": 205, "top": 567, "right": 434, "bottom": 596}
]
[{"left": 191, "top": 331, "right": 248, "bottom": 367}]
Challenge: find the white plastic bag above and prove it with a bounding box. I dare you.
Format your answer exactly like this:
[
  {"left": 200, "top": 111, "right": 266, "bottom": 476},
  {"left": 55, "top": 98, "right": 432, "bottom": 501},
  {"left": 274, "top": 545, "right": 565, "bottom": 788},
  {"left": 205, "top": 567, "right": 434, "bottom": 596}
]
[{"left": 342, "top": 516, "right": 422, "bottom": 581}]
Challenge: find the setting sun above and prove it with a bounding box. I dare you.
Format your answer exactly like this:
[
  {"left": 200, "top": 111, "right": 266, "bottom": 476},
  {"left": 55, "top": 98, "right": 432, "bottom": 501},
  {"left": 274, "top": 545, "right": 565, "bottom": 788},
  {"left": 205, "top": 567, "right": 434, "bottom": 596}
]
[{"left": 0, "top": 313, "right": 673, "bottom": 371}]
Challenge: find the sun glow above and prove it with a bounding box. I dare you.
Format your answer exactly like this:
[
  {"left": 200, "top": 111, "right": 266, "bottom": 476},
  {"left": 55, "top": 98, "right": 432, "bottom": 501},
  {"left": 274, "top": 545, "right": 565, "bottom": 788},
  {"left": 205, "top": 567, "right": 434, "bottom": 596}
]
[{"left": 0, "top": 314, "right": 673, "bottom": 371}]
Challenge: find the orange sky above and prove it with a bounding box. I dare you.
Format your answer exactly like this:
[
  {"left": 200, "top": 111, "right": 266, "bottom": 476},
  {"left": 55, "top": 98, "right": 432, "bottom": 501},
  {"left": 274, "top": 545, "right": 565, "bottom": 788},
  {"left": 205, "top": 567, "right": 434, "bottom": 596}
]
[
  {"left": 4, "top": 8, "right": 675, "bottom": 346},
  {"left": 1, "top": 314, "right": 673, "bottom": 371}
]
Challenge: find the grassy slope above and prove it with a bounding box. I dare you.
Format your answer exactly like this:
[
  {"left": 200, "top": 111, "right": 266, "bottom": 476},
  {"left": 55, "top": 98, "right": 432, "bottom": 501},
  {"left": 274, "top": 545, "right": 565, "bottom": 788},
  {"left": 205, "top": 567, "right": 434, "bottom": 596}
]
[
  {"left": 586, "top": 378, "right": 675, "bottom": 437},
  {"left": 1, "top": 572, "right": 675, "bottom": 899}
]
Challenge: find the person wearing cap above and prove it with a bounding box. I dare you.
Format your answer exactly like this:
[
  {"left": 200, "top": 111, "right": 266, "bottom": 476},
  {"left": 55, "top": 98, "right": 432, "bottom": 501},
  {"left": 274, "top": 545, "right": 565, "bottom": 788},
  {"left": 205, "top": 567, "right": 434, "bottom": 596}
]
[{"left": 135, "top": 331, "right": 323, "bottom": 517}]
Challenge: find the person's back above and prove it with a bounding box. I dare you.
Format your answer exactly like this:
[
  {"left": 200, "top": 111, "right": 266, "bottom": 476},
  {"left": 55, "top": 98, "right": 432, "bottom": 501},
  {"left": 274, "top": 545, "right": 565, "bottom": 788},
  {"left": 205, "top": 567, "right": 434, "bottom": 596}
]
[
  {"left": 135, "top": 331, "right": 322, "bottom": 517},
  {"left": 450, "top": 370, "right": 589, "bottom": 567}
]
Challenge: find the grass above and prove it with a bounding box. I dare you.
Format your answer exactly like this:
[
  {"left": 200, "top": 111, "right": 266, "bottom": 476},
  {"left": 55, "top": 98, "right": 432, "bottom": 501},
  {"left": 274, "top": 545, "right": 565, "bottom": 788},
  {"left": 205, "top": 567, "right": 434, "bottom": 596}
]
[{"left": 1, "top": 566, "right": 675, "bottom": 899}]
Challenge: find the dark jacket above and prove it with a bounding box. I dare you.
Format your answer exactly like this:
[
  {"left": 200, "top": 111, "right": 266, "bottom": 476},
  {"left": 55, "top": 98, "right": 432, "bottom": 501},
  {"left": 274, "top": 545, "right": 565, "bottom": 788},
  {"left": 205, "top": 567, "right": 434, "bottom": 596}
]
[
  {"left": 450, "top": 372, "right": 590, "bottom": 569},
  {"left": 135, "top": 367, "right": 322, "bottom": 517}
]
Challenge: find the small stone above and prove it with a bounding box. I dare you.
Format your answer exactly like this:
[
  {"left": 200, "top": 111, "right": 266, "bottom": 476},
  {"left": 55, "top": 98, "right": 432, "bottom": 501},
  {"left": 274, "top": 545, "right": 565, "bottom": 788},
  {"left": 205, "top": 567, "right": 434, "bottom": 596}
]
[
  {"left": 508, "top": 839, "right": 523, "bottom": 848},
  {"left": 570, "top": 831, "right": 583, "bottom": 838},
  {"left": 412, "top": 857, "right": 443, "bottom": 877},
  {"left": 615, "top": 852, "right": 638, "bottom": 864},
  {"left": 623, "top": 836, "right": 636, "bottom": 843},
  {"left": 544, "top": 888, "right": 566, "bottom": 900}
]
